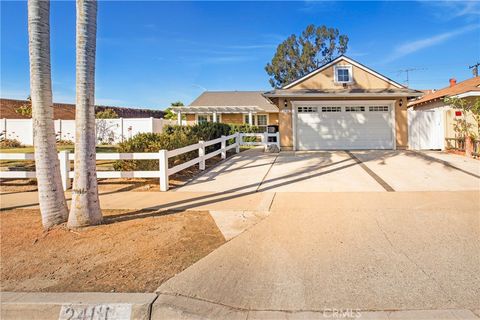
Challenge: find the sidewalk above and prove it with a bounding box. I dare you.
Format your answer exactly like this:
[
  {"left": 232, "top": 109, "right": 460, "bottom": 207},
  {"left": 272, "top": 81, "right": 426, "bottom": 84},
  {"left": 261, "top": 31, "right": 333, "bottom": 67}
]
[{"left": 0, "top": 190, "right": 275, "bottom": 212}]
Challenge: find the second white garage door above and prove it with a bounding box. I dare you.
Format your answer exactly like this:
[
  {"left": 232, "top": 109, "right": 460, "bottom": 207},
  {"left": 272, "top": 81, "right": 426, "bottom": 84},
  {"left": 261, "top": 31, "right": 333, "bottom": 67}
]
[{"left": 295, "top": 103, "right": 394, "bottom": 150}]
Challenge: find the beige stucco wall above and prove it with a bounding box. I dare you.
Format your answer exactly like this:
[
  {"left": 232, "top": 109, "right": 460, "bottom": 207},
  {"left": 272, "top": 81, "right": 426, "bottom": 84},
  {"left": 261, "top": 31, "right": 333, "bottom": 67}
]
[
  {"left": 289, "top": 58, "right": 398, "bottom": 90},
  {"left": 273, "top": 97, "right": 408, "bottom": 150},
  {"left": 412, "top": 97, "right": 479, "bottom": 143}
]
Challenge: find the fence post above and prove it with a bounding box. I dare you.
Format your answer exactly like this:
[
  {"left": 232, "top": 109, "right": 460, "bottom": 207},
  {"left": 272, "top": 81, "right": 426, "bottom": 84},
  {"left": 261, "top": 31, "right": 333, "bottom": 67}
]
[
  {"left": 199, "top": 140, "right": 206, "bottom": 170},
  {"left": 159, "top": 149, "right": 169, "bottom": 191},
  {"left": 263, "top": 132, "right": 268, "bottom": 147},
  {"left": 120, "top": 117, "right": 124, "bottom": 142},
  {"left": 59, "top": 150, "right": 71, "bottom": 191},
  {"left": 221, "top": 135, "right": 226, "bottom": 159},
  {"left": 235, "top": 132, "right": 240, "bottom": 153},
  {"left": 276, "top": 132, "right": 280, "bottom": 150}
]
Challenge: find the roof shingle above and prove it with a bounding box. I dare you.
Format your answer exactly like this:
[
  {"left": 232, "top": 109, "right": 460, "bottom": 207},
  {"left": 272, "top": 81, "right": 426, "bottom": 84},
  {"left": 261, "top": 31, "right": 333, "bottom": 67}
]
[
  {"left": 188, "top": 91, "right": 278, "bottom": 113},
  {"left": 409, "top": 77, "right": 480, "bottom": 107}
]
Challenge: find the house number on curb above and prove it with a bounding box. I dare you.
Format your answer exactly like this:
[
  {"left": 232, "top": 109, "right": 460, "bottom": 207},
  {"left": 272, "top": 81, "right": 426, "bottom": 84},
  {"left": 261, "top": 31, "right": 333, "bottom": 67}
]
[{"left": 58, "top": 303, "right": 132, "bottom": 320}]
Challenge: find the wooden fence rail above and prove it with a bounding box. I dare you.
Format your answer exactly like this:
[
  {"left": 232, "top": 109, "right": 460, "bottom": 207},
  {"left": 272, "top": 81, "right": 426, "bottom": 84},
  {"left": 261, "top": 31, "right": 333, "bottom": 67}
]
[{"left": 0, "top": 131, "right": 280, "bottom": 191}]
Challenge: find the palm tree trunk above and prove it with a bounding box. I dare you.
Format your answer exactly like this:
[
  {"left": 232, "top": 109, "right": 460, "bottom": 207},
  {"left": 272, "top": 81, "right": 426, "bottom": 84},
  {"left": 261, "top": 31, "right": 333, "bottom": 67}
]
[
  {"left": 28, "top": 0, "right": 69, "bottom": 229},
  {"left": 68, "top": 0, "right": 102, "bottom": 227}
]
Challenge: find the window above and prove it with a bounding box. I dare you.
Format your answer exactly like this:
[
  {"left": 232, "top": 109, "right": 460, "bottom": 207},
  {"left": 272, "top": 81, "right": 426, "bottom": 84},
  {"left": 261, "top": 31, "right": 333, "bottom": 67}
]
[
  {"left": 298, "top": 106, "right": 318, "bottom": 113},
  {"left": 197, "top": 114, "right": 221, "bottom": 124},
  {"left": 197, "top": 115, "right": 209, "bottom": 124},
  {"left": 321, "top": 106, "right": 341, "bottom": 112},
  {"left": 345, "top": 106, "right": 365, "bottom": 112},
  {"left": 257, "top": 114, "right": 267, "bottom": 126},
  {"left": 369, "top": 106, "right": 389, "bottom": 112},
  {"left": 334, "top": 65, "right": 352, "bottom": 83},
  {"left": 244, "top": 114, "right": 268, "bottom": 132}
]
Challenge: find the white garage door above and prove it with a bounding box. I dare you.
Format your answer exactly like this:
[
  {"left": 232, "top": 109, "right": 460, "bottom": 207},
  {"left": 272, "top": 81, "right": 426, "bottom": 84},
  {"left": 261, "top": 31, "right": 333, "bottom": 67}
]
[{"left": 296, "top": 104, "right": 394, "bottom": 150}]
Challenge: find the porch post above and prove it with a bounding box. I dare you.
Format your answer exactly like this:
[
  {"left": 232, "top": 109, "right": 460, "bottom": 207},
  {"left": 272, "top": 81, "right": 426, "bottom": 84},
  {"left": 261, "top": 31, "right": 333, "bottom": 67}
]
[
  {"left": 248, "top": 111, "right": 253, "bottom": 125},
  {"left": 177, "top": 111, "right": 182, "bottom": 126},
  {"left": 213, "top": 112, "right": 217, "bottom": 123}
]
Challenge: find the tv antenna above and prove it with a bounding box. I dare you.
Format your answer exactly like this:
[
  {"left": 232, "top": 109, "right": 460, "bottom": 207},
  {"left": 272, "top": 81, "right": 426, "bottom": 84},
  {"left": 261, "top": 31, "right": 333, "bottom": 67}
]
[
  {"left": 469, "top": 62, "right": 479, "bottom": 77},
  {"left": 397, "top": 68, "right": 426, "bottom": 87}
]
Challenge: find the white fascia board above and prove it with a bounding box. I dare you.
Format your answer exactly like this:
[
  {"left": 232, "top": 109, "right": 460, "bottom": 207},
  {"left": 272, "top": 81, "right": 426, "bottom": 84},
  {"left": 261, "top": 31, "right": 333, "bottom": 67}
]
[
  {"left": 452, "top": 91, "right": 480, "bottom": 99},
  {"left": 264, "top": 92, "right": 421, "bottom": 98}
]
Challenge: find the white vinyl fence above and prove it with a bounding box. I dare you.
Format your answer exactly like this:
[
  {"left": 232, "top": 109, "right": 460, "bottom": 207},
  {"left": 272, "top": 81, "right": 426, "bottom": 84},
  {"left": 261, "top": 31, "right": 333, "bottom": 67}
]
[
  {"left": 0, "top": 132, "right": 280, "bottom": 191},
  {"left": 0, "top": 118, "right": 176, "bottom": 145}
]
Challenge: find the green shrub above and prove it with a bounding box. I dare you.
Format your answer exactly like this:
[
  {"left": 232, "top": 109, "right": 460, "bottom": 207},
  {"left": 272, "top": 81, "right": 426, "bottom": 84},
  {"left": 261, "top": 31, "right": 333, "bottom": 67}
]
[
  {"left": 0, "top": 138, "right": 23, "bottom": 148},
  {"left": 96, "top": 108, "right": 119, "bottom": 119},
  {"left": 228, "top": 124, "right": 261, "bottom": 134},
  {"left": 113, "top": 122, "right": 261, "bottom": 171}
]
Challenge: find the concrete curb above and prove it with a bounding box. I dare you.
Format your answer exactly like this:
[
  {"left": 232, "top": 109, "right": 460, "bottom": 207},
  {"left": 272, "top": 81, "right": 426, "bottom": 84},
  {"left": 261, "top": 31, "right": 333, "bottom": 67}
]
[
  {"left": 1, "top": 292, "right": 479, "bottom": 319},
  {"left": 151, "top": 294, "right": 480, "bottom": 320},
  {"left": 0, "top": 292, "right": 157, "bottom": 320}
]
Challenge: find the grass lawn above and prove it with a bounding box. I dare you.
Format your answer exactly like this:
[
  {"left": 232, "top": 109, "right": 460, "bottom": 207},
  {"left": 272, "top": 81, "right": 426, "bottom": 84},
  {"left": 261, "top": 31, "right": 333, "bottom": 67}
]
[{"left": 0, "top": 209, "right": 225, "bottom": 292}]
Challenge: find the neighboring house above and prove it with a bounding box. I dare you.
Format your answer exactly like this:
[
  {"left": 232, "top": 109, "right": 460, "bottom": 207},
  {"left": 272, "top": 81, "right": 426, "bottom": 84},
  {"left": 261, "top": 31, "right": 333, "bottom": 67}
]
[
  {"left": 174, "top": 55, "right": 422, "bottom": 150},
  {"left": 0, "top": 98, "right": 165, "bottom": 119},
  {"left": 408, "top": 77, "right": 480, "bottom": 150}
]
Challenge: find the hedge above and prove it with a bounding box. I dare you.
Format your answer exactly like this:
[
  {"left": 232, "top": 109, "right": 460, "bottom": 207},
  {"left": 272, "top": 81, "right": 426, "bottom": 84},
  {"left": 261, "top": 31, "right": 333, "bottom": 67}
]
[{"left": 113, "top": 122, "right": 259, "bottom": 171}]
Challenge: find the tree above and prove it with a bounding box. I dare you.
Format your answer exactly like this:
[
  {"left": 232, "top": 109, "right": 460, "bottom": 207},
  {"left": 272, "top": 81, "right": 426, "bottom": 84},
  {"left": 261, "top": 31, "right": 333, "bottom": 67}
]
[
  {"left": 444, "top": 96, "right": 480, "bottom": 138},
  {"left": 164, "top": 101, "right": 184, "bottom": 120},
  {"left": 68, "top": 0, "right": 102, "bottom": 227},
  {"left": 265, "top": 24, "right": 349, "bottom": 88},
  {"left": 27, "top": 0, "right": 69, "bottom": 229},
  {"left": 96, "top": 109, "right": 119, "bottom": 144},
  {"left": 96, "top": 108, "right": 119, "bottom": 119}
]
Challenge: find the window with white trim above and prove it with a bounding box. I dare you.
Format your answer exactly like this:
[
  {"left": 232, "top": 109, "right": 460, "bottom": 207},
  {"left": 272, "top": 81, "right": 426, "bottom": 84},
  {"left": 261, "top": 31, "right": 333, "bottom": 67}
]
[
  {"left": 197, "top": 114, "right": 221, "bottom": 124},
  {"left": 298, "top": 106, "right": 318, "bottom": 113},
  {"left": 257, "top": 114, "right": 267, "bottom": 126},
  {"left": 334, "top": 65, "right": 353, "bottom": 84},
  {"left": 243, "top": 114, "right": 268, "bottom": 132},
  {"left": 345, "top": 106, "right": 365, "bottom": 112},
  {"left": 321, "top": 106, "right": 342, "bottom": 112},
  {"left": 197, "top": 115, "right": 209, "bottom": 124},
  {"left": 369, "top": 106, "right": 389, "bottom": 112}
]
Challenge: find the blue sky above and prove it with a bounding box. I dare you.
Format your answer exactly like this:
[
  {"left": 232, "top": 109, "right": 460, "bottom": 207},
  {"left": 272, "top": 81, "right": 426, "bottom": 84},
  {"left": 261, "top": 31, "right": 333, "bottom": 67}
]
[{"left": 1, "top": 1, "right": 479, "bottom": 110}]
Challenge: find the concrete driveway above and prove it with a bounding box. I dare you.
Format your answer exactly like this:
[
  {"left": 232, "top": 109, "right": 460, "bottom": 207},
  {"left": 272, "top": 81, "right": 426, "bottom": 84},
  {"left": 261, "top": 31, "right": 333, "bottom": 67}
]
[
  {"left": 177, "top": 148, "right": 480, "bottom": 193},
  {"left": 155, "top": 149, "right": 480, "bottom": 318},
  {"left": 156, "top": 191, "right": 480, "bottom": 317}
]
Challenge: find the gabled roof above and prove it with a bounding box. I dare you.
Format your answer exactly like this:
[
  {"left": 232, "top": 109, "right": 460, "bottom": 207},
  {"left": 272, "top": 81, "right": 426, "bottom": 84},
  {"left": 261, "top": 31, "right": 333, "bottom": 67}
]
[
  {"left": 180, "top": 91, "right": 278, "bottom": 113},
  {"left": 282, "top": 55, "right": 405, "bottom": 89},
  {"left": 409, "top": 77, "right": 480, "bottom": 107}
]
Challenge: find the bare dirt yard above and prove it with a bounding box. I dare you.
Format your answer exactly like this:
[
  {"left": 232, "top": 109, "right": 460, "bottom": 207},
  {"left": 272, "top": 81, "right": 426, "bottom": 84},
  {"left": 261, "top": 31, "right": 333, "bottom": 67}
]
[{"left": 1, "top": 209, "right": 225, "bottom": 293}]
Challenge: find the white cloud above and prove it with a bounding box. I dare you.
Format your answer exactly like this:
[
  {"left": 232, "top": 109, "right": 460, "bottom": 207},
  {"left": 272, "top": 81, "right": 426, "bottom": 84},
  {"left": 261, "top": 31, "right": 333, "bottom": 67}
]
[
  {"left": 384, "top": 24, "right": 479, "bottom": 63},
  {"left": 420, "top": 1, "right": 480, "bottom": 20}
]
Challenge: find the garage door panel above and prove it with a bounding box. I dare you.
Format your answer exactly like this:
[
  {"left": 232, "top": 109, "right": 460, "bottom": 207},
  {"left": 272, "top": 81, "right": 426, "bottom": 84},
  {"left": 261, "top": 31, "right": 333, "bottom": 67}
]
[{"left": 296, "top": 104, "right": 393, "bottom": 150}]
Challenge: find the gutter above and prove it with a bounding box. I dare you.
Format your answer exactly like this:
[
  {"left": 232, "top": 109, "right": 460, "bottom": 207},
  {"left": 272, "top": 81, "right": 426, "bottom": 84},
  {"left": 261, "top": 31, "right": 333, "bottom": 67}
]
[{"left": 263, "top": 92, "right": 424, "bottom": 98}]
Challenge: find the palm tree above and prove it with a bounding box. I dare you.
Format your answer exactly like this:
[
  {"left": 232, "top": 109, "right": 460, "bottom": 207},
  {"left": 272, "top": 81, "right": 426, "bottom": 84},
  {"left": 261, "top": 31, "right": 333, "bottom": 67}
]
[
  {"left": 68, "top": 0, "right": 102, "bottom": 227},
  {"left": 28, "top": 0, "right": 69, "bottom": 229}
]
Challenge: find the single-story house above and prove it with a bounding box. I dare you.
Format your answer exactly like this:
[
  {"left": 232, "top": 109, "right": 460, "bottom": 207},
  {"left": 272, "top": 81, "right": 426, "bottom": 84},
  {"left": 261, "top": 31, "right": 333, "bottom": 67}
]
[
  {"left": 173, "top": 55, "right": 423, "bottom": 150},
  {"left": 180, "top": 91, "right": 279, "bottom": 132},
  {"left": 408, "top": 77, "right": 480, "bottom": 150}
]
